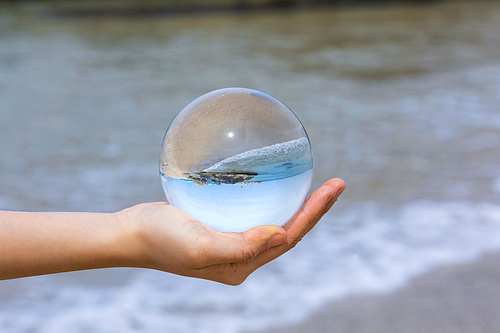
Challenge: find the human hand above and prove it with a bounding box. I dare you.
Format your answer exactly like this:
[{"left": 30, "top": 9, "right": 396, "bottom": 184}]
[{"left": 119, "top": 178, "right": 345, "bottom": 285}]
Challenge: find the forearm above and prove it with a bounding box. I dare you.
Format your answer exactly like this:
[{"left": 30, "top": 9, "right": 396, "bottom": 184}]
[
  {"left": 0, "top": 177, "right": 344, "bottom": 283},
  {"left": 0, "top": 211, "right": 142, "bottom": 280}
]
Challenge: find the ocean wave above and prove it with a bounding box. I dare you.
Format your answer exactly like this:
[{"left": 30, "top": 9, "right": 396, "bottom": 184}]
[
  {"left": 2, "top": 201, "right": 500, "bottom": 333},
  {"left": 204, "top": 138, "right": 310, "bottom": 173}
]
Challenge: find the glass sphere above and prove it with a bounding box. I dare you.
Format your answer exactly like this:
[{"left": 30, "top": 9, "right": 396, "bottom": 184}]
[{"left": 160, "top": 88, "right": 313, "bottom": 232}]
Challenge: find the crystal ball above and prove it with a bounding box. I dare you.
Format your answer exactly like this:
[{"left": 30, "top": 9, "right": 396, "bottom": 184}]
[{"left": 160, "top": 88, "right": 313, "bottom": 232}]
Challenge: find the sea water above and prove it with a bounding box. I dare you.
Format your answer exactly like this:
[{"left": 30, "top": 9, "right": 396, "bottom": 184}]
[
  {"left": 161, "top": 168, "right": 313, "bottom": 232},
  {"left": 3, "top": 2, "right": 500, "bottom": 333}
]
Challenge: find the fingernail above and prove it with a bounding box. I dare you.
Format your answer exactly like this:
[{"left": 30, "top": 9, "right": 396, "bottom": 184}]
[
  {"left": 322, "top": 186, "right": 335, "bottom": 205},
  {"left": 335, "top": 186, "right": 345, "bottom": 200},
  {"left": 268, "top": 234, "right": 286, "bottom": 248},
  {"left": 325, "top": 186, "right": 335, "bottom": 201}
]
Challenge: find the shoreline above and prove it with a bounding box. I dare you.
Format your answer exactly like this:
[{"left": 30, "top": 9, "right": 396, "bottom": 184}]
[
  {"left": 3, "top": 0, "right": 445, "bottom": 18},
  {"left": 251, "top": 251, "right": 500, "bottom": 333}
]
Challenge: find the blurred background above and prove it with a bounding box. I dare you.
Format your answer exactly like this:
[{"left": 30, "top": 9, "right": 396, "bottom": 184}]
[{"left": 1, "top": 0, "right": 500, "bottom": 332}]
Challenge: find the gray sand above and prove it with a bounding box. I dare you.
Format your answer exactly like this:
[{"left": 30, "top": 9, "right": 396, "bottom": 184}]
[{"left": 254, "top": 252, "right": 500, "bottom": 333}]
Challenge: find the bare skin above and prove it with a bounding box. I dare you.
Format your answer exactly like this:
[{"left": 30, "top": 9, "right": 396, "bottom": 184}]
[{"left": 0, "top": 178, "right": 345, "bottom": 285}]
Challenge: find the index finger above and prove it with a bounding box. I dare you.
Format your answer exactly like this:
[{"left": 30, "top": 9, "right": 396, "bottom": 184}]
[
  {"left": 240, "top": 178, "right": 345, "bottom": 272},
  {"left": 283, "top": 178, "right": 345, "bottom": 241}
]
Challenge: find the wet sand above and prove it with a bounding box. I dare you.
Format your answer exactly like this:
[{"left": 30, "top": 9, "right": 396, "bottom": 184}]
[{"left": 253, "top": 252, "right": 500, "bottom": 333}]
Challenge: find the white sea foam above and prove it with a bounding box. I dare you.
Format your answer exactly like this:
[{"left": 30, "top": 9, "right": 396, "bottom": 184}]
[
  {"left": 204, "top": 137, "right": 309, "bottom": 173},
  {"left": 2, "top": 201, "right": 500, "bottom": 333}
]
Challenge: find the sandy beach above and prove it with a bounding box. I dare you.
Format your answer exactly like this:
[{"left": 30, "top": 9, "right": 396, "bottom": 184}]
[{"left": 253, "top": 251, "right": 500, "bottom": 333}]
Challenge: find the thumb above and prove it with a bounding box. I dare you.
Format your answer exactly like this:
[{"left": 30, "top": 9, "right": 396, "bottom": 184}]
[
  {"left": 209, "top": 225, "right": 287, "bottom": 264},
  {"left": 244, "top": 225, "right": 287, "bottom": 253}
]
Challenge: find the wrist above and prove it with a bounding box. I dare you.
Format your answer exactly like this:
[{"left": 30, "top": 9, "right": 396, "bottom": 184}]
[{"left": 112, "top": 208, "right": 152, "bottom": 270}]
